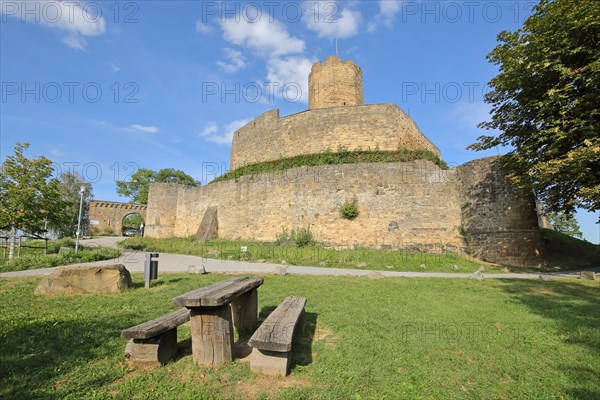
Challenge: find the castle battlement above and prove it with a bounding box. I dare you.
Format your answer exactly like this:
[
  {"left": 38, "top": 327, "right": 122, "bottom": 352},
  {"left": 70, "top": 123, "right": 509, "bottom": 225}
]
[
  {"left": 144, "top": 55, "right": 543, "bottom": 267},
  {"left": 309, "top": 55, "right": 364, "bottom": 109},
  {"left": 230, "top": 104, "right": 441, "bottom": 170}
]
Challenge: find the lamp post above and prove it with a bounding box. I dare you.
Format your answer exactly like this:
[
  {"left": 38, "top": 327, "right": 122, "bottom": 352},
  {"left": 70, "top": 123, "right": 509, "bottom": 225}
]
[{"left": 75, "top": 186, "right": 85, "bottom": 253}]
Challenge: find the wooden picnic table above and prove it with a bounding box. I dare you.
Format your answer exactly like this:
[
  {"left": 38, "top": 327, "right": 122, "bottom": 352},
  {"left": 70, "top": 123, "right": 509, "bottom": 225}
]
[{"left": 172, "top": 276, "right": 264, "bottom": 367}]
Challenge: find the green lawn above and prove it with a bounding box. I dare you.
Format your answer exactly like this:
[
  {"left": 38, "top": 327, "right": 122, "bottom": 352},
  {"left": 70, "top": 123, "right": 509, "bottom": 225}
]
[
  {"left": 120, "top": 237, "right": 501, "bottom": 273},
  {"left": 0, "top": 246, "right": 121, "bottom": 273},
  {"left": 1, "top": 273, "right": 598, "bottom": 399}
]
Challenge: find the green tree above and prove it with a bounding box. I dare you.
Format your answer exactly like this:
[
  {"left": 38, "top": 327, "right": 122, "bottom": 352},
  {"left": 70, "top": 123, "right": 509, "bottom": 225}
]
[
  {"left": 122, "top": 213, "right": 144, "bottom": 229},
  {"left": 116, "top": 168, "right": 200, "bottom": 204},
  {"left": 468, "top": 0, "right": 600, "bottom": 216},
  {"left": 0, "top": 143, "right": 66, "bottom": 259},
  {"left": 49, "top": 171, "right": 93, "bottom": 238},
  {"left": 546, "top": 211, "right": 583, "bottom": 238}
]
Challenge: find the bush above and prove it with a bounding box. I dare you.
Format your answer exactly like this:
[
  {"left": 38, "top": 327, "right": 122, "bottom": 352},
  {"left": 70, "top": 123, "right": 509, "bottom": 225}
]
[
  {"left": 275, "top": 227, "right": 315, "bottom": 247},
  {"left": 47, "top": 238, "right": 76, "bottom": 254},
  {"left": 340, "top": 197, "right": 359, "bottom": 220},
  {"left": 275, "top": 228, "right": 292, "bottom": 246},
  {"left": 294, "top": 226, "right": 315, "bottom": 248}
]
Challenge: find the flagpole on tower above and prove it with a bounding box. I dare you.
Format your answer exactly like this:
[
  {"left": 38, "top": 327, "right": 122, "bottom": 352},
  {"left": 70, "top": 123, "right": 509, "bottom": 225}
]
[{"left": 335, "top": 37, "right": 338, "bottom": 55}]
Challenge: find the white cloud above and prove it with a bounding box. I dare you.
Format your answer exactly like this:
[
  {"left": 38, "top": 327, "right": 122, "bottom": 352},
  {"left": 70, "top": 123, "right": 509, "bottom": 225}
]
[
  {"left": 0, "top": 0, "right": 106, "bottom": 50},
  {"left": 368, "top": 0, "right": 402, "bottom": 32},
  {"left": 216, "top": 48, "right": 246, "bottom": 73},
  {"left": 50, "top": 148, "right": 65, "bottom": 157},
  {"left": 449, "top": 102, "right": 491, "bottom": 132},
  {"left": 129, "top": 124, "right": 159, "bottom": 134},
  {"left": 199, "top": 122, "right": 218, "bottom": 137},
  {"left": 303, "top": 0, "right": 361, "bottom": 39},
  {"left": 221, "top": 17, "right": 304, "bottom": 57},
  {"left": 199, "top": 119, "right": 251, "bottom": 145},
  {"left": 110, "top": 62, "right": 121, "bottom": 72},
  {"left": 266, "top": 56, "right": 313, "bottom": 102},
  {"left": 219, "top": 14, "right": 314, "bottom": 102},
  {"left": 196, "top": 20, "right": 213, "bottom": 34}
]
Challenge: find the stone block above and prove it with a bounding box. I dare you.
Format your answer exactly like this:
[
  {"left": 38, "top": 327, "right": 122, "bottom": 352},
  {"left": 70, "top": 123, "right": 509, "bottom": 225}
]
[
  {"left": 580, "top": 271, "right": 596, "bottom": 280},
  {"left": 35, "top": 264, "right": 132, "bottom": 295},
  {"left": 188, "top": 265, "right": 206, "bottom": 274},
  {"left": 250, "top": 348, "right": 290, "bottom": 377}
]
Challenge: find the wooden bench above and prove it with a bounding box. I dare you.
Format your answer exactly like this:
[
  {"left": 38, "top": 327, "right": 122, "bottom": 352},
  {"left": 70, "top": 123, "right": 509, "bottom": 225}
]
[
  {"left": 248, "top": 295, "right": 307, "bottom": 376},
  {"left": 172, "top": 276, "right": 264, "bottom": 367},
  {"left": 121, "top": 308, "right": 190, "bottom": 366}
]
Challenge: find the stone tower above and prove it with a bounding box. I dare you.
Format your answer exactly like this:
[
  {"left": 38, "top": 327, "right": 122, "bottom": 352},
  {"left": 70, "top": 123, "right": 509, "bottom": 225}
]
[{"left": 308, "top": 55, "right": 364, "bottom": 109}]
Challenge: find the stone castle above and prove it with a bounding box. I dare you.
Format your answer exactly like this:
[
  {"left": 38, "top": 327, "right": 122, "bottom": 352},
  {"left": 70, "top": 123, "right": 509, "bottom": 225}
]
[{"left": 138, "top": 56, "right": 543, "bottom": 266}]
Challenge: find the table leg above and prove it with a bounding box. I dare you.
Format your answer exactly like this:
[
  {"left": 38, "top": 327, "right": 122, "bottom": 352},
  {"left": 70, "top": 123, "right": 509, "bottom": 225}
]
[
  {"left": 230, "top": 289, "right": 258, "bottom": 332},
  {"left": 189, "top": 306, "right": 233, "bottom": 367}
]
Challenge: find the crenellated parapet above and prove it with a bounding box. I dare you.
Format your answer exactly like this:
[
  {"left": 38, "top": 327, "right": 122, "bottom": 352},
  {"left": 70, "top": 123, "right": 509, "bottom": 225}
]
[{"left": 230, "top": 104, "right": 441, "bottom": 170}]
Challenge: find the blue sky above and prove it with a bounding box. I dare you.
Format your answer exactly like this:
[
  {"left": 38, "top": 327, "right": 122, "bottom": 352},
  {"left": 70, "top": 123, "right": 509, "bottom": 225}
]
[{"left": 1, "top": 0, "right": 598, "bottom": 242}]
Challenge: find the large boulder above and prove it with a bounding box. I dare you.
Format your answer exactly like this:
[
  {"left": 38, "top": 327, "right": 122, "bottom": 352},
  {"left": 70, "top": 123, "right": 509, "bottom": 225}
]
[{"left": 35, "top": 264, "right": 132, "bottom": 295}]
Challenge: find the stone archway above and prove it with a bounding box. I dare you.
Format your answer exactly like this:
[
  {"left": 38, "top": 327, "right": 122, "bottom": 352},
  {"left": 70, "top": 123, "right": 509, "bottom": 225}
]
[
  {"left": 121, "top": 212, "right": 145, "bottom": 236},
  {"left": 88, "top": 200, "right": 147, "bottom": 236}
]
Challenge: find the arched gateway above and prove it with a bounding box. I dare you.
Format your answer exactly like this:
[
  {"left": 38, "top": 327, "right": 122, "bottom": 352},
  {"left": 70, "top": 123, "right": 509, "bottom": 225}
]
[{"left": 88, "top": 200, "right": 147, "bottom": 236}]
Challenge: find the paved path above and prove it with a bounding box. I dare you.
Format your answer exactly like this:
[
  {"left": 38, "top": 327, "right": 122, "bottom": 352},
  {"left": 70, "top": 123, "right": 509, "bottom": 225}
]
[{"left": 1, "top": 237, "right": 597, "bottom": 280}]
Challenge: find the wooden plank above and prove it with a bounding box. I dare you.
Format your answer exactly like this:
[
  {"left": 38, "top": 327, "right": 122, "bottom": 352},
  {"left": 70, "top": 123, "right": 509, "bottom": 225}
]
[
  {"left": 171, "top": 277, "right": 244, "bottom": 307},
  {"left": 231, "top": 289, "right": 258, "bottom": 332},
  {"left": 124, "top": 328, "right": 178, "bottom": 365},
  {"left": 248, "top": 296, "right": 307, "bottom": 353},
  {"left": 190, "top": 305, "right": 234, "bottom": 367},
  {"left": 200, "top": 277, "right": 264, "bottom": 307},
  {"left": 172, "top": 277, "right": 264, "bottom": 307},
  {"left": 121, "top": 308, "right": 190, "bottom": 340}
]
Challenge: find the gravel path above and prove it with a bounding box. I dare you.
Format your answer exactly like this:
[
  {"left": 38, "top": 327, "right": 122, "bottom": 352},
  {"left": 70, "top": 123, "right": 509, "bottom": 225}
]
[{"left": 1, "top": 237, "right": 597, "bottom": 280}]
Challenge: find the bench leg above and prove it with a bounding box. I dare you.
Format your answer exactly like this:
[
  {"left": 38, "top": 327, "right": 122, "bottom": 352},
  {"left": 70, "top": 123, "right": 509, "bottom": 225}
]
[
  {"left": 230, "top": 289, "right": 258, "bottom": 332},
  {"left": 250, "top": 348, "right": 290, "bottom": 376},
  {"left": 124, "top": 328, "right": 178, "bottom": 366},
  {"left": 190, "top": 306, "right": 234, "bottom": 367}
]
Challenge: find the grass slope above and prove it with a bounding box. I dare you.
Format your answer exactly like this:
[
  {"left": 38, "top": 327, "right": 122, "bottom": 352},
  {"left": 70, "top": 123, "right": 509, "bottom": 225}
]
[
  {"left": 0, "top": 274, "right": 598, "bottom": 399},
  {"left": 210, "top": 149, "right": 448, "bottom": 184},
  {"left": 119, "top": 237, "right": 499, "bottom": 273},
  {"left": 540, "top": 228, "right": 600, "bottom": 270},
  {"left": 0, "top": 238, "right": 121, "bottom": 273}
]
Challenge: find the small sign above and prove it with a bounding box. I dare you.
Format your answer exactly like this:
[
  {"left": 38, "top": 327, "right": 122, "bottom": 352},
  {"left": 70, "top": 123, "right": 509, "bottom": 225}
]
[{"left": 90, "top": 220, "right": 100, "bottom": 225}]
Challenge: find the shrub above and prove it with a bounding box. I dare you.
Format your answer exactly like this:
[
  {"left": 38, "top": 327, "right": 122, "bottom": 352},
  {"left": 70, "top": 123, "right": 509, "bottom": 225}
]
[
  {"left": 294, "top": 226, "right": 315, "bottom": 248},
  {"left": 340, "top": 197, "right": 359, "bottom": 220},
  {"left": 47, "top": 238, "right": 76, "bottom": 254},
  {"left": 275, "top": 227, "right": 315, "bottom": 247},
  {"left": 275, "top": 228, "right": 292, "bottom": 246}
]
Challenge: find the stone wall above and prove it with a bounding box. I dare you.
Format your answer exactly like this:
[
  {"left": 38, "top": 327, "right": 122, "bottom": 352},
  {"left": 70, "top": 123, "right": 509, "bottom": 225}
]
[
  {"left": 88, "top": 201, "right": 147, "bottom": 236},
  {"left": 230, "top": 104, "right": 441, "bottom": 170},
  {"left": 147, "top": 160, "right": 463, "bottom": 250},
  {"left": 308, "top": 55, "right": 364, "bottom": 109},
  {"left": 457, "top": 157, "right": 542, "bottom": 266},
  {"left": 146, "top": 157, "right": 542, "bottom": 266}
]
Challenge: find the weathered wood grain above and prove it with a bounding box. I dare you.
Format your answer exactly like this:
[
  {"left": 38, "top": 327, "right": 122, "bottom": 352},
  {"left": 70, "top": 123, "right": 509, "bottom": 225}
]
[
  {"left": 230, "top": 288, "right": 258, "bottom": 332},
  {"left": 121, "top": 308, "right": 190, "bottom": 340},
  {"left": 124, "top": 328, "right": 178, "bottom": 365},
  {"left": 172, "top": 277, "right": 264, "bottom": 307},
  {"left": 248, "top": 295, "right": 307, "bottom": 353},
  {"left": 190, "top": 305, "right": 234, "bottom": 367}
]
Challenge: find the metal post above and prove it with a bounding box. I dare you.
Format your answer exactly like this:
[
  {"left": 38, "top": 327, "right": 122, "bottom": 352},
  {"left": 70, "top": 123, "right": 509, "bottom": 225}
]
[
  {"left": 150, "top": 253, "right": 159, "bottom": 280},
  {"left": 144, "top": 253, "right": 151, "bottom": 288},
  {"left": 75, "top": 186, "right": 85, "bottom": 253},
  {"left": 144, "top": 252, "right": 159, "bottom": 288}
]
